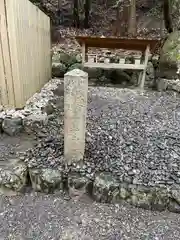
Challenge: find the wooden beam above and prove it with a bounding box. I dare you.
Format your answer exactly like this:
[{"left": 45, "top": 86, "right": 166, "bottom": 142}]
[
  {"left": 84, "top": 62, "right": 145, "bottom": 70},
  {"left": 82, "top": 43, "right": 88, "bottom": 64},
  {"left": 82, "top": 43, "right": 85, "bottom": 64},
  {"left": 139, "top": 45, "right": 150, "bottom": 89}
]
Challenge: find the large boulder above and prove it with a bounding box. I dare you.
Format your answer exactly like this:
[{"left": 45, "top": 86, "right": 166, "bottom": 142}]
[
  {"left": 59, "top": 53, "right": 77, "bottom": 67},
  {"left": 52, "top": 51, "right": 67, "bottom": 77},
  {"left": 158, "top": 31, "right": 180, "bottom": 79},
  {"left": 52, "top": 62, "right": 67, "bottom": 78}
]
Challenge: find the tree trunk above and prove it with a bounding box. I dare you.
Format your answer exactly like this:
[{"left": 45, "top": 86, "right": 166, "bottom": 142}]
[
  {"left": 58, "top": 0, "right": 62, "bottom": 9},
  {"left": 73, "top": 0, "right": 80, "bottom": 28},
  {"left": 163, "top": 0, "right": 173, "bottom": 33},
  {"left": 128, "top": 0, "right": 137, "bottom": 37},
  {"left": 84, "top": 0, "right": 91, "bottom": 28}
]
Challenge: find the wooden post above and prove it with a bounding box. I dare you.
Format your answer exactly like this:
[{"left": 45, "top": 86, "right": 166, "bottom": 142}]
[
  {"left": 82, "top": 42, "right": 88, "bottom": 64},
  {"left": 139, "top": 45, "right": 150, "bottom": 89}
]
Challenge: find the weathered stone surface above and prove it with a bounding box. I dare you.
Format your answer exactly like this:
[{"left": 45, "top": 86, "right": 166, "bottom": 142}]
[
  {"left": 75, "top": 53, "right": 82, "bottom": 63},
  {"left": 41, "top": 102, "right": 55, "bottom": 115},
  {"left": 156, "top": 78, "right": 169, "bottom": 91},
  {"left": 52, "top": 83, "right": 64, "bottom": 97},
  {"left": 29, "top": 168, "right": 63, "bottom": 193},
  {"left": 52, "top": 62, "right": 67, "bottom": 78},
  {"left": 156, "top": 79, "right": 180, "bottom": 92},
  {"left": 68, "top": 63, "right": 83, "bottom": 72},
  {"left": 68, "top": 172, "right": 92, "bottom": 194},
  {"left": 145, "top": 62, "right": 155, "bottom": 88},
  {"left": 151, "top": 188, "right": 169, "bottom": 211},
  {"left": 2, "top": 117, "right": 23, "bottom": 136},
  {"left": 168, "top": 200, "right": 180, "bottom": 213},
  {"left": 159, "top": 31, "right": 180, "bottom": 79},
  {"left": 23, "top": 113, "right": 48, "bottom": 133},
  {"left": 171, "top": 189, "right": 180, "bottom": 205},
  {"left": 0, "top": 158, "right": 27, "bottom": 192},
  {"left": 169, "top": 80, "right": 180, "bottom": 92},
  {"left": 93, "top": 172, "right": 120, "bottom": 203},
  {"left": 64, "top": 69, "right": 88, "bottom": 163},
  {"left": 119, "top": 183, "right": 130, "bottom": 200},
  {"left": 49, "top": 97, "right": 64, "bottom": 111},
  {"left": 128, "top": 185, "right": 153, "bottom": 210},
  {"left": 60, "top": 53, "right": 77, "bottom": 67}
]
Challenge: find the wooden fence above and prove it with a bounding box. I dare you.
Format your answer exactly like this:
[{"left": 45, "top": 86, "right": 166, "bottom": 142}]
[{"left": 0, "top": 0, "right": 51, "bottom": 108}]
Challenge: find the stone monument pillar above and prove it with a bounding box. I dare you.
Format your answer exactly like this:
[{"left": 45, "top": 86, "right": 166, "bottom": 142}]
[{"left": 64, "top": 69, "right": 88, "bottom": 163}]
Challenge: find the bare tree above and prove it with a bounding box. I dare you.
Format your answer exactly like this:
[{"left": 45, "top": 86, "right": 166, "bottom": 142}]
[
  {"left": 84, "top": 0, "right": 91, "bottom": 28},
  {"left": 128, "top": 0, "right": 137, "bottom": 37},
  {"left": 112, "top": 2, "right": 129, "bottom": 37},
  {"left": 163, "top": 0, "right": 173, "bottom": 33},
  {"left": 58, "top": 0, "right": 62, "bottom": 10},
  {"left": 73, "top": 0, "right": 80, "bottom": 28}
]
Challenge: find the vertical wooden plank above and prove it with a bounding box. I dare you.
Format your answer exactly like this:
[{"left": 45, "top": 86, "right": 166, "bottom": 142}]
[
  {"left": 4, "top": 0, "right": 51, "bottom": 108},
  {"left": 30, "top": 1, "right": 37, "bottom": 95},
  {"left": 5, "top": 0, "right": 23, "bottom": 107},
  {"left": 0, "top": 13, "right": 8, "bottom": 106},
  {"left": 0, "top": 0, "right": 15, "bottom": 107},
  {"left": 45, "top": 15, "right": 51, "bottom": 81},
  {"left": 82, "top": 43, "right": 86, "bottom": 64},
  {"left": 16, "top": 0, "right": 26, "bottom": 103}
]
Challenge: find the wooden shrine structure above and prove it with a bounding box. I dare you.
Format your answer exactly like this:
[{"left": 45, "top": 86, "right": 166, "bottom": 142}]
[{"left": 75, "top": 36, "right": 161, "bottom": 89}]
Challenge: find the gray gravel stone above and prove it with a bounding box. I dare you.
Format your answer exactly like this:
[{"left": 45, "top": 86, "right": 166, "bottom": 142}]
[
  {"left": 68, "top": 172, "right": 92, "bottom": 194},
  {"left": 84, "top": 87, "right": 180, "bottom": 188},
  {"left": 171, "top": 188, "right": 180, "bottom": 205},
  {"left": 93, "top": 172, "right": 120, "bottom": 203},
  {"left": 29, "top": 168, "right": 63, "bottom": 193},
  {"left": 0, "top": 158, "right": 27, "bottom": 192},
  {"left": 2, "top": 117, "right": 23, "bottom": 136},
  {"left": 23, "top": 113, "right": 48, "bottom": 133}
]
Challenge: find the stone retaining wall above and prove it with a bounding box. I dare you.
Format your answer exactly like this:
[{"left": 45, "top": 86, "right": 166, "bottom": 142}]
[
  {"left": 2, "top": 161, "right": 180, "bottom": 213},
  {"left": 1, "top": 65, "right": 180, "bottom": 214},
  {"left": 27, "top": 166, "right": 180, "bottom": 213},
  {"left": 0, "top": 79, "right": 64, "bottom": 136}
]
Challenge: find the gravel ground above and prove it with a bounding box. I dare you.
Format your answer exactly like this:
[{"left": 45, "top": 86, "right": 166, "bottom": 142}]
[
  {"left": 0, "top": 134, "right": 35, "bottom": 162},
  {"left": 1, "top": 192, "right": 180, "bottom": 240},
  {"left": 26, "top": 87, "right": 180, "bottom": 188},
  {"left": 1, "top": 87, "right": 180, "bottom": 239},
  {"left": 84, "top": 88, "right": 180, "bottom": 186}
]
